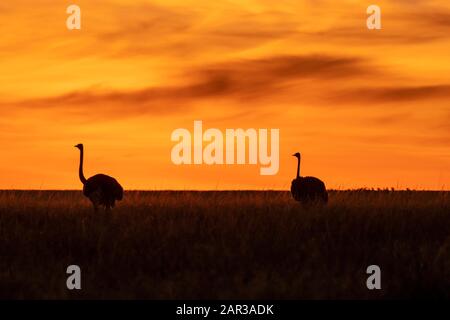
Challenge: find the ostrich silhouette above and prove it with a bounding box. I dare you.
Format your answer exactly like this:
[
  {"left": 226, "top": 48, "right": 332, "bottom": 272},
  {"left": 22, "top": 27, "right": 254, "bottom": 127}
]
[
  {"left": 291, "top": 152, "right": 328, "bottom": 204},
  {"left": 75, "top": 144, "right": 123, "bottom": 212}
]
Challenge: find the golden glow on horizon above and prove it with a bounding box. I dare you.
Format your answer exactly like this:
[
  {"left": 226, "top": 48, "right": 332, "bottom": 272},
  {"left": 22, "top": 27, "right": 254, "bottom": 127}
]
[{"left": 0, "top": 0, "right": 449, "bottom": 190}]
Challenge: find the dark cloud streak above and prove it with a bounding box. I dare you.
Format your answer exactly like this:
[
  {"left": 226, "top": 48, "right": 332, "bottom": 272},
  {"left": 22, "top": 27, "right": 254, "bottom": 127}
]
[
  {"left": 1, "top": 54, "right": 367, "bottom": 120},
  {"left": 335, "top": 85, "right": 450, "bottom": 104}
]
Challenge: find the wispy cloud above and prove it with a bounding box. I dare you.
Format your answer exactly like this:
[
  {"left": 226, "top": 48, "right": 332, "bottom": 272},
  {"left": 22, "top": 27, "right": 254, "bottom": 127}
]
[
  {"left": 1, "top": 54, "right": 367, "bottom": 119},
  {"left": 333, "top": 85, "right": 450, "bottom": 104}
]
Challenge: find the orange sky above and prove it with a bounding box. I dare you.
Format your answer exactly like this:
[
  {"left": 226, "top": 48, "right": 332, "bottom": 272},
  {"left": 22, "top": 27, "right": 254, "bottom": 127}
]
[{"left": 0, "top": 0, "right": 449, "bottom": 190}]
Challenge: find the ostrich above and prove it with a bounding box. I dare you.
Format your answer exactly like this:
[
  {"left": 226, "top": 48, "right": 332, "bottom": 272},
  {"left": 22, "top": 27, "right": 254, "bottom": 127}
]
[
  {"left": 291, "top": 152, "right": 328, "bottom": 204},
  {"left": 75, "top": 143, "right": 123, "bottom": 212}
]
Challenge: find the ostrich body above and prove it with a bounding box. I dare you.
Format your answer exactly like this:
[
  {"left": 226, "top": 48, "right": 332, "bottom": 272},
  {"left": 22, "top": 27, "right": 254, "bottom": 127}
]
[
  {"left": 75, "top": 144, "right": 123, "bottom": 211},
  {"left": 291, "top": 152, "right": 328, "bottom": 203}
]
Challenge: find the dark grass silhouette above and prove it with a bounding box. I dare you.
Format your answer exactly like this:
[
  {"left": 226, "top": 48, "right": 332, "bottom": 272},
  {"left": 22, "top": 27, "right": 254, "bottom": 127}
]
[
  {"left": 75, "top": 144, "right": 123, "bottom": 212},
  {"left": 0, "top": 190, "right": 449, "bottom": 299},
  {"left": 291, "top": 152, "right": 328, "bottom": 203}
]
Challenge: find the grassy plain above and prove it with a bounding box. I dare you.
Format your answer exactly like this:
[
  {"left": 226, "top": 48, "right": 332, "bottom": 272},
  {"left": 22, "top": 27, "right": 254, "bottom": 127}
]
[{"left": 0, "top": 190, "right": 449, "bottom": 299}]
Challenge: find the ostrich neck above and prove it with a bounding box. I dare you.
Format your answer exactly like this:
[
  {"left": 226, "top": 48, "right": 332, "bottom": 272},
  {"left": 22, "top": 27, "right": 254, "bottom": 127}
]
[
  {"left": 296, "top": 157, "right": 300, "bottom": 178},
  {"left": 79, "top": 148, "right": 87, "bottom": 184}
]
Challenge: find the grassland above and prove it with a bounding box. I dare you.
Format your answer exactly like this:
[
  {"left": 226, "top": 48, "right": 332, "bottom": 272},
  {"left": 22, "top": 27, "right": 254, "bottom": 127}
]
[{"left": 0, "top": 190, "right": 449, "bottom": 299}]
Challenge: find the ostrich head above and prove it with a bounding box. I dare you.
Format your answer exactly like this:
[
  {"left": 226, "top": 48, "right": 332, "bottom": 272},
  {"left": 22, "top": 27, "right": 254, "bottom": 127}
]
[
  {"left": 292, "top": 152, "right": 301, "bottom": 158},
  {"left": 74, "top": 143, "right": 83, "bottom": 150}
]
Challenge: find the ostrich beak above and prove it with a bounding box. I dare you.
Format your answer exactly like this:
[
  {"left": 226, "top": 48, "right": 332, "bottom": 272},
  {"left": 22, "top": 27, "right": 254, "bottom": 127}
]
[{"left": 292, "top": 153, "right": 296, "bottom": 156}]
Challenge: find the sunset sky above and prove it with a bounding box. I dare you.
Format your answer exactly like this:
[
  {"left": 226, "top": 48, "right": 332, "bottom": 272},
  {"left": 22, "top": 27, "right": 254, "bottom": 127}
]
[{"left": 0, "top": 0, "right": 449, "bottom": 190}]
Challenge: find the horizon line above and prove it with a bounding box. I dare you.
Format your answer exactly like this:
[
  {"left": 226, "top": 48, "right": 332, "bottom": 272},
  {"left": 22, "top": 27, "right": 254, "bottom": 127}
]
[{"left": 0, "top": 188, "right": 448, "bottom": 192}]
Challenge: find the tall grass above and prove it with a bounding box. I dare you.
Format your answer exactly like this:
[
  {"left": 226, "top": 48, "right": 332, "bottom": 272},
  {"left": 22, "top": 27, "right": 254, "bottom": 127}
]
[{"left": 0, "top": 190, "right": 449, "bottom": 299}]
